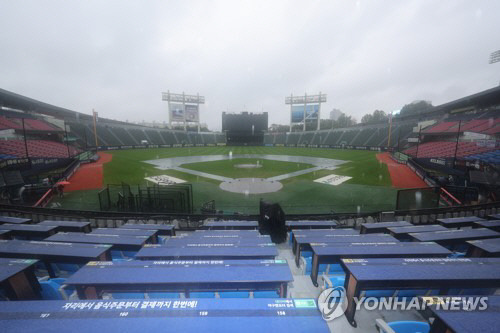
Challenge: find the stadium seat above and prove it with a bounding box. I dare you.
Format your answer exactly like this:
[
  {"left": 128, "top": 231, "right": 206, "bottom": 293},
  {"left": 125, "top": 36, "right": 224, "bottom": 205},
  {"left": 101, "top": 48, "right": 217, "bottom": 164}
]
[
  {"left": 364, "top": 290, "right": 395, "bottom": 298},
  {"left": 219, "top": 291, "right": 250, "bottom": 298},
  {"left": 301, "top": 257, "right": 329, "bottom": 275},
  {"left": 253, "top": 290, "right": 279, "bottom": 298},
  {"left": 55, "top": 263, "right": 81, "bottom": 275},
  {"left": 376, "top": 319, "right": 430, "bottom": 333},
  {"left": 302, "top": 251, "right": 312, "bottom": 258},
  {"left": 122, "top": 251, "right": 137, "bottom": 258},
  {"left": 39, "top": 281, "right": 66, "bottom": 300},
  {"left": 49, "top": 278, "right": 75, "bottom": 298},
  {"left": 322, "top": 275, "right": 345, "bottom": 290}
]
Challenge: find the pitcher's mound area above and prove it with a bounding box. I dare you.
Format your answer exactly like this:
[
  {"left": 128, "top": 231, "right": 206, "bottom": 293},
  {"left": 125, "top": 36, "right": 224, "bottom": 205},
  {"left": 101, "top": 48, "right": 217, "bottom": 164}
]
[{"left": 219, "top": 178, "right": 283, "bottom": 194}]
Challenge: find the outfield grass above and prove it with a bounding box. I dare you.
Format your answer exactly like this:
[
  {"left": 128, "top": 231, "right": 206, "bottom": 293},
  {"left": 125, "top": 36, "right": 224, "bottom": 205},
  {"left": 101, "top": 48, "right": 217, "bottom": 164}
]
[{"left": 69, "top": 146, "right": 397, "bottom": 214}]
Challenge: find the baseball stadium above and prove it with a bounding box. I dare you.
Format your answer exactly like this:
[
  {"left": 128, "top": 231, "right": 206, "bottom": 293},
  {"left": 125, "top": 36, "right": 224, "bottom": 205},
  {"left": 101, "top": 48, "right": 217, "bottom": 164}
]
[{"left": 1, "top": 2, "right": 500, "bottom": 333}]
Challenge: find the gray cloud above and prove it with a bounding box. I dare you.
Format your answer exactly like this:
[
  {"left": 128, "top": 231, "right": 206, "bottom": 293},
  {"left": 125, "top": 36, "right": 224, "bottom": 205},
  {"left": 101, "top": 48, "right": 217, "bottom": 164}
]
[{"left": 0, "top": 0, "right": 499, "bottom": 130}]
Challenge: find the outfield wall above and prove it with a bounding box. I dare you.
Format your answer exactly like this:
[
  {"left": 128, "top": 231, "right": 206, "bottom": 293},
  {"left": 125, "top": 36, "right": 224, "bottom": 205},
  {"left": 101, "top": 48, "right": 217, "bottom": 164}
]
[
  {"left": 90, "top": 142, "right": 389, "bottom": 151},
  {"left": 93, "top": 143, "right": 227, "bottom": 151}
]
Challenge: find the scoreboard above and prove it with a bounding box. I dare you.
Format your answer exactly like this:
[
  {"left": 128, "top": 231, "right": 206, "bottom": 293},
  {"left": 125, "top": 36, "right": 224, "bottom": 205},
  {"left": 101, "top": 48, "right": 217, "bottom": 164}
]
[{"left": 222, "top": 112, "right": 268, "bottom": 145}]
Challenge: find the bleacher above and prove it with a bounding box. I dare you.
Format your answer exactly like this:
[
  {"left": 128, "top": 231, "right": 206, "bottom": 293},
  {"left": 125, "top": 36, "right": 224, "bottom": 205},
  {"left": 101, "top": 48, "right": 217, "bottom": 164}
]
[
  {"left": 174, "top": 131, "right": 189, "bottom": 145},
  {"left": 423, "top": 118, "right": 500, "bottom": 135},
  {"left": 298, "top": 132, "right": 314, "bottom": 145},
  {"left": 286, "top": 132, "right": 300, "bottom": 145},
  {"left": 0, "top": 115, "right": 61, "bottom": 132},
  {"left": 1, "top": 208, "right": 499, "bottom": 332},
  {"left": 159, "top": 130, "right": 178, "bottom": 145},
  {"left": 95, "top": 125, "right": 123, "bottom": 146},
  {"left": 202, "top": 133, "right": 216, "bottom": 145},
  {"left": 108, "top": 126, "right": 137, "bottom": 145},
  {"left": 367, "top": 127, "right": 389, "bottom": 146},
  {"left": 144, "top": 129, "right": 164, "bottom": 144},
  {"left": 0, "top": 140, "right": 81, "bottom": 158},
  {"left": 351, "top": 127, "right": 377, "bottom": 146},
  {"left": 404, "top": 141, "right": 497, "bottom": 159},
  {"left": 67, "top": 122, "right": 94, "bottom": 147},
  {"left": 465, "top": 150, "right": 500, "bottom": 164},
  {"left": 128, "top": 128, "right": 149, "bottom": 143}
]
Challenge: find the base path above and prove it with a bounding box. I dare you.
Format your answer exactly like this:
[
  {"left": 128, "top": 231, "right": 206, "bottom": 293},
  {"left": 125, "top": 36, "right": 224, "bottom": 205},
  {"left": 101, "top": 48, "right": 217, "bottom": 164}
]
[
  {"left": 376, "top": 152, "right": 428, "bottom": 188},
  {"left": 65, "top": 152, "right": 113, "bottom": 192}
]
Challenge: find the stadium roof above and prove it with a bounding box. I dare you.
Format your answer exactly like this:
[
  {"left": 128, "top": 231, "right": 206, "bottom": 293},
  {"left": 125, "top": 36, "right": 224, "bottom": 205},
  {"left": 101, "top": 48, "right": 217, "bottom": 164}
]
[
  {"left": 0, "top": 88, "right": 85, "bottom": 121},
  {"left": 433, "top": 85, "right": 500, "bottom": 113}
]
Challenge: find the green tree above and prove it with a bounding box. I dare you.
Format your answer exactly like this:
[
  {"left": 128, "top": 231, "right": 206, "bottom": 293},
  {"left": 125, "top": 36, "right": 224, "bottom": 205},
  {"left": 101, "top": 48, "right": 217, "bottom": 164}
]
[
  {"left": 361, "top": 110, "right": 388, "bottom": 124},
  {"left": 399, "top": 101, "right": 433, "bottom": 117}
]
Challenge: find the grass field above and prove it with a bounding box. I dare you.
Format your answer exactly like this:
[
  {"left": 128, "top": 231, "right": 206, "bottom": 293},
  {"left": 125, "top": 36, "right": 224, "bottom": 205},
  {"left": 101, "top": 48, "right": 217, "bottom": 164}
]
[
  {"left": 54, "top": 146, "right": 398, "bottom": 214},
  {"left": 181, "top": 158, "right": 314, "bottom": 179}
]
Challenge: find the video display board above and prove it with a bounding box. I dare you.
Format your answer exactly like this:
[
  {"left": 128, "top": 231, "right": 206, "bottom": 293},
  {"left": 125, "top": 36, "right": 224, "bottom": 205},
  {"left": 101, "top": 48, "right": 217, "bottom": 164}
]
[{"left": 291, "top": 104, "right": 319, "bottom": 123}]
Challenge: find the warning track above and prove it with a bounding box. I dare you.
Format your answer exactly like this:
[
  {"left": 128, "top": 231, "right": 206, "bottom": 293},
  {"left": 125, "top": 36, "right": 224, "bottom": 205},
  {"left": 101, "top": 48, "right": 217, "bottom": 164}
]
[
  {"left": 376, "top": 152, "right": 428, "bottom": 188},
  {"left": 65, "top": 152, "right": 112, "bottom": 192}
]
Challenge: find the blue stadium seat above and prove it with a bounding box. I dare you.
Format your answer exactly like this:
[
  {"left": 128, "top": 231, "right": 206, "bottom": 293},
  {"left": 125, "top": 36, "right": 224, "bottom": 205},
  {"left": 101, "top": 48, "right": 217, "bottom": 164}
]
[
  {"left": 449, "top": 252, "right": 466, "bottom": 258},
  {"left": 190, "top": 292, "right": 216, "bottom": 298},
  {"left": 219, "top": 291, "right": 250, "bottom": 298},
  {"left": 148, "top": 292, "right": 180, "bottom": 299},
  {"left": 364, "top": 290, "right": 395, "bottom": 298},
  {"left": 50, "top": 278, "right": 75, "bottom": 298},
  {"left": 302, "top": 251, "right": 312, "bottom": 258},
  {"left": 328, "top": 264, "right": 344, "bottom": 274},
  {"left": 111, "top": 250, "right": 126, "bottom": 260},
  {"left": 122, "top": 251, "right": 137, "bottom": 258},
  {"left": 253, "top": 290, "right": 279, "bottom": 298},
  {"left": 55, "top": 263, "right": 81, "bottom": 274},
  {"left": 376, "top": 319, "right": 430, "bottom": 333},
  {"left": 39, "top": 281, "right": 65, "bottom": 300},
  {"left": 303, "top": 257, "right": 329, "bottom": 275},
  {"left": 112, "top": 258, "right": 130, "bottom": 262}
]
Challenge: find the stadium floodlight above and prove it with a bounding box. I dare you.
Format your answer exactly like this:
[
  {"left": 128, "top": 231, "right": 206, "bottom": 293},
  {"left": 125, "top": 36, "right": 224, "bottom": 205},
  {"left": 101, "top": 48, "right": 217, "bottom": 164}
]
[{"left": 489, "top": 50, "right": 500, "bottom": 64}]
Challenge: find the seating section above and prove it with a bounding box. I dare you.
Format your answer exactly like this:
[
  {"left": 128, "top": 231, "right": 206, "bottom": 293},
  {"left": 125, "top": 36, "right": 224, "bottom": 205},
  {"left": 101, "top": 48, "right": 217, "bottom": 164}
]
[
  {"left": 108, "top": 127, "right": 137, "bottom": 145},
  {"left": 66, "top": 122, "right": 227, "bottom": 147},
  {"left": 404, "top": 141, "right": 497, "bottom": 159},
  {"left": 268, "top": 122, "right": 415, "bottom": 148},
  {"left": 351, "top": 127, "right": 377, "bottom": 146},
  {"left": 424, "top": 118, "right": 500, "bottom": 134},
  {"left": 465, "top": 150, "right": 500, "bottom": 164},
  {"left": 145, "top": 130, "right": 164, "bottom": 144},
  {"left": 0, "top": 140, "right": 81, "bottom": 158},
  {"left": 128, "top": 128, "right": 149, "bottom": 143},
  {"left": 159, "top": 131, "right": 177, "bottom": 145},
  {"left": 0, "top": 116, "right": 61, "bottom": 131}
]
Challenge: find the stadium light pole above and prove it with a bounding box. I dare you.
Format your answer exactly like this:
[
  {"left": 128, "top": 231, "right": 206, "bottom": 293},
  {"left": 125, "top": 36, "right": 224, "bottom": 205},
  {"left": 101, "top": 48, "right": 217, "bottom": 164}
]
[
  {"left": 64, "top": 121, "right": 71, "bottom": 158},
  {"left": 21, "top": 118, "right": 29, "bottom": 158},
  {"left": 490, "top": 50, "right": 500, "bottom": 85},
  {"left": 489, "top": 50, "right": 500, "bottom": 64}
]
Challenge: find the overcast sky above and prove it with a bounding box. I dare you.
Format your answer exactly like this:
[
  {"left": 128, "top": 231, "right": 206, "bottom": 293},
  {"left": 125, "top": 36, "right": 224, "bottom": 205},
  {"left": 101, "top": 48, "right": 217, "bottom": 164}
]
[{"left": 0, "top": 0, "right": 499, "bottom": 130}]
